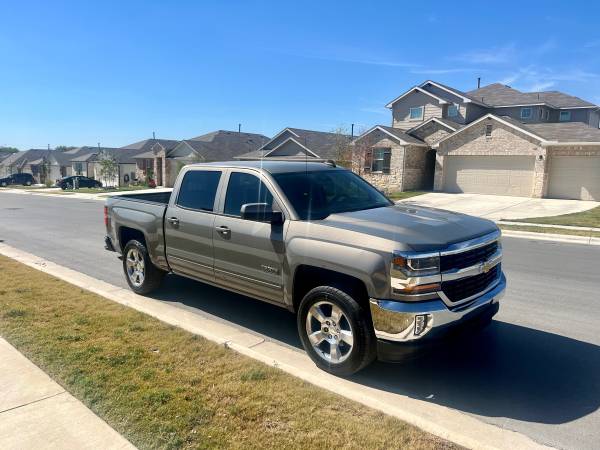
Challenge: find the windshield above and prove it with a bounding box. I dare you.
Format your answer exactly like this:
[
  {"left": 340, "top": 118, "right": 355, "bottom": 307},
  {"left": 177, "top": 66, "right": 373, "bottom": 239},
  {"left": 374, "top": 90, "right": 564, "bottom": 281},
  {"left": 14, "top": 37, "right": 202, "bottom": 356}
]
[{"left": 272, "top": 169, "right": 392, "bottom": 220}]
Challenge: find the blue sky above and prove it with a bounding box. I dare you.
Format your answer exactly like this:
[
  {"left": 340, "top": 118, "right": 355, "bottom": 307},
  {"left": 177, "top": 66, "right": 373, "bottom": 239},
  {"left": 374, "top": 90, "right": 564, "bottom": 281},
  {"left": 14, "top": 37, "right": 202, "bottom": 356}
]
[{"left": 1, "top": 0, "right": 599, "bottom": 149}]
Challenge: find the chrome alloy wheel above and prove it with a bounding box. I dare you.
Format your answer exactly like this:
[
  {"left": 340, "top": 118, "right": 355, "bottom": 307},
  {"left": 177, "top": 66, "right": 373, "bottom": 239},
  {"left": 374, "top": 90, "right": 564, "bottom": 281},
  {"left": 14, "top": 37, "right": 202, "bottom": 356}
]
[
  {"left": 305, "top": 300, "right": 354, "bottom": 364},
  {"left": 126, "top": 248, "right": 145, "bottom": 287}
]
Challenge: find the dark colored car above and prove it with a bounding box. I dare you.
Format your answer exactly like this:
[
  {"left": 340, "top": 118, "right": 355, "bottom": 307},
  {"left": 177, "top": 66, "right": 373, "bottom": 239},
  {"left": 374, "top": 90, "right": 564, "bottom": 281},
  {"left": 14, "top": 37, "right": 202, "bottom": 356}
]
[
  {"left": 0, "top": 173, "right": 36, "bottom": 187},
  {"left": 57, "top": 175, "right": 102, "bottom": 190}
]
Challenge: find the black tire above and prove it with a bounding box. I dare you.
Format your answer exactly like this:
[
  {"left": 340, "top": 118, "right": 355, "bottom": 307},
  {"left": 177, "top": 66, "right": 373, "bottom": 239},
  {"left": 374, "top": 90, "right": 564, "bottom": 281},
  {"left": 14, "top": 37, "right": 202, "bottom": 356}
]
[
  {"left": 122, "top": 240, "right": 165, "bottom": 295},
  {"left": 66, "top": 183, "right": 73, "bottom": 190},
  {"left": 25, "top": 180, "right": 32, "bottom": 186},
  {"left": 297, "top": 286, "right": 376, "bottom": 376},
  {"left": 0, "top": 181, "right": 7, "bottom": 187}
]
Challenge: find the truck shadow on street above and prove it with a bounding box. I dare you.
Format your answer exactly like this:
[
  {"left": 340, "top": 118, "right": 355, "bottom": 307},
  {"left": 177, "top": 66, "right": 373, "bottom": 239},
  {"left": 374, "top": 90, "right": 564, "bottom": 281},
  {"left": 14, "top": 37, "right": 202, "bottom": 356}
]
[{"left": 153, "top": 274, "right": 599, "bottom": 425}]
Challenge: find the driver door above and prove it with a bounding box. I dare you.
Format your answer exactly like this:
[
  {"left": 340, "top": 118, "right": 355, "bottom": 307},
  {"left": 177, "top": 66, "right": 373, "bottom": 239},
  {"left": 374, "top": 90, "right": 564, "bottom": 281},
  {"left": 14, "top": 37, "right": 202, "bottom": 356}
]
[{"left": 212, "top": 170, "right": 286, "bottom": 303}]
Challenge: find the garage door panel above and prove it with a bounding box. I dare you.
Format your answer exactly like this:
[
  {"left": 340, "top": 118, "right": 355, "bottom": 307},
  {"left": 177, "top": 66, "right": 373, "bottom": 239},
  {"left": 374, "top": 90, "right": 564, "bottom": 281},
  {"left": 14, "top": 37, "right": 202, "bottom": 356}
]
[
  {"left": 444, "top": 156, "right": 535, "bottom": 197},
  {"left": 548, "top": 156, "right": 600, "bottom": 200}
]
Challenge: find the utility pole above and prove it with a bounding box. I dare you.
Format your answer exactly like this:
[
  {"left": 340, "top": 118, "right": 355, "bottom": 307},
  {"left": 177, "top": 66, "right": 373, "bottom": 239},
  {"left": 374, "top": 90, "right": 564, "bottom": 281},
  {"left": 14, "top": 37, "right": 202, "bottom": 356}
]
[
  {"left": 238, "top": 123, "right": 241, "bottom": 133},
  {"left": 351, "top": 123, "right": 354, "bottom": 138}
]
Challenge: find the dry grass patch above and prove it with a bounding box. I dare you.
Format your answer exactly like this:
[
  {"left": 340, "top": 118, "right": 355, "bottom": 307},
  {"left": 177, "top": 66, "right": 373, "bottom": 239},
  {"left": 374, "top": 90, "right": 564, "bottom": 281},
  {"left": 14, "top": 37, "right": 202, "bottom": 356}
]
[
  {"left": 0, "top": 255, "right": 455, "bottom": 450},
  {"left": 510, "top": 206, "right": 600, "bottom": 228}
]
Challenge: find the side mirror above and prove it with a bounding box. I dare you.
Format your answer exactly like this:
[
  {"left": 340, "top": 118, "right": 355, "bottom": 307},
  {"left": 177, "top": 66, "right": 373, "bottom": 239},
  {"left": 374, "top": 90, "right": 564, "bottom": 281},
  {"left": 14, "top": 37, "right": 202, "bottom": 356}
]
[{"left": 240, "top": 203, "right": 284, "bottom": 224}]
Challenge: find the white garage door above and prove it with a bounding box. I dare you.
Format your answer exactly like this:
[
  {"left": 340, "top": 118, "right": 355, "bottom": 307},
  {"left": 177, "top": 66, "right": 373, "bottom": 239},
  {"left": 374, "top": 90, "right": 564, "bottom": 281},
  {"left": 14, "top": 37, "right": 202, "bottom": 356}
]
[
  {"left": 444, "top": 156, "right": 535, "bottom": 196},
  {"left": 547, "top": 156, "right": 600, "bottom": 201}
]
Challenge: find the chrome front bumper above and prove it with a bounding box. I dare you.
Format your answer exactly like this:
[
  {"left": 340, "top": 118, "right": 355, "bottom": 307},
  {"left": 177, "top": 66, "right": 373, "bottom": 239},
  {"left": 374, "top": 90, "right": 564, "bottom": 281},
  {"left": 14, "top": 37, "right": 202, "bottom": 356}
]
[{"left": 370, "top": 273, "right": 506, "bottom": 343}]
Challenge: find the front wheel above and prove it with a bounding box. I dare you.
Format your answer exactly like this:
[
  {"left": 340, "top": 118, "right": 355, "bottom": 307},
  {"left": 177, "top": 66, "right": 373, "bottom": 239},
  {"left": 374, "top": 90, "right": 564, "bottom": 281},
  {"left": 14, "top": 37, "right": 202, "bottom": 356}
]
[
  {"left": 122, "top": 240, "right": 165, "bottom": 295},
  {"left": 25, "top": 180, "right": 32, "bottom": 186},
  {"left": 297, "top": 286, "right": 376, "bottom": 376},
  {"left": 0, "top": 181, "right": 7, "bottom": 187}
]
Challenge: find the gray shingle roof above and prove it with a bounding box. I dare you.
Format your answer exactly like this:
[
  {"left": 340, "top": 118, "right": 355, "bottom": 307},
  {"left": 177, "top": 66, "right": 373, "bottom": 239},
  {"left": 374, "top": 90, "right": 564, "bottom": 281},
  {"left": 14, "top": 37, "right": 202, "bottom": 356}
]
[
  {"left": 260, "top": 128, "right": 353, "bottom": 160},
  {"left": 182, "top": 130, "right": 270, "bottom": 161},
  {"left": 121, "top": 138, "right": 180, "bottom": 152},
  {"left": 522, "top": 121, "right": 600, "bottom": 143},
  {"left": 467, "top": 83, "right": 596, "bottom": 108},
  {"left": 374, "top": 125, "right": 427, "bottom": 145}
]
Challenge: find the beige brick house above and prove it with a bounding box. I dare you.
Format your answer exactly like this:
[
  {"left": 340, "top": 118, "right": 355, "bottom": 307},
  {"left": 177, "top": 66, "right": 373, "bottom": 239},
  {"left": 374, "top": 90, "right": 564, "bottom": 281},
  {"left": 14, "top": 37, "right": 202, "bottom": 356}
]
[{"left": 355, "top": 80, "right": 600, "bottom": 200}]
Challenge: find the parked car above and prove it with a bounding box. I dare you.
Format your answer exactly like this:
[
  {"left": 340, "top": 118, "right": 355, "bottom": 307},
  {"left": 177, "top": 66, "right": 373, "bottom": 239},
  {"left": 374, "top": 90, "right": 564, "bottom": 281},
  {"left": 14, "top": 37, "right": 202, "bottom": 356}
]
[
  {"left": 0, "top": 173, "right": 35, "bottom": 187},
  {"left": 104, "top": 161, "right": 505, "bottom": 376},
  {"left": 57, "top": 176, "right": 102, "bottom": 190}
]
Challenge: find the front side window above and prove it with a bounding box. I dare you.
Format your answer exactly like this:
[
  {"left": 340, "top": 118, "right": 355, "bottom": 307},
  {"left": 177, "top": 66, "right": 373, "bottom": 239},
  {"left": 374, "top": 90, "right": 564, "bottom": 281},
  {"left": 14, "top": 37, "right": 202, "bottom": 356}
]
[
  {"left": 176, "top": 170, "right": 221, "bottom": 211},
  {"left": 520, "top": 107, "right": 532, "bottom": 119},
  {"left": 371, "top": 148, "right": 391, "bottom": 173},
  {"left": 448, "top": 104, "right": 459, "bottom": 117},
  {"left": 409, "top": 106, "right": 424, "bottom": 120},
  {"left": 560, "top": 111, "right": 571, "bottom": 121},
  {"left": 224, "top": 172, "right": 274, "bottom": 217},
  {"left": 273, "top": 169, "right": 392, "bottom": 220}
]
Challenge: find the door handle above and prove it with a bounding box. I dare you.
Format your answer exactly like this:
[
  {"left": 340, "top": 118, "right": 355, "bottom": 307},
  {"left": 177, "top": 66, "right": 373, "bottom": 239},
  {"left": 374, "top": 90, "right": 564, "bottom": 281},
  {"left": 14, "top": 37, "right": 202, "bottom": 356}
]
[
  {"left": 167, "top": 217, "right": 180, "bottom": 226},
  {"left": 215, "top": 225, "right": 230, "bottom": 236}
]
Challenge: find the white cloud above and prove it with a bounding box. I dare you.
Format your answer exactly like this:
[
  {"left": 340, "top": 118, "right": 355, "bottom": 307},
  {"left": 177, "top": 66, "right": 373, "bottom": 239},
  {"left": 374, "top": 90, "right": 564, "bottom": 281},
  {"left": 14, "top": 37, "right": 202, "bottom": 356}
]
[
  {"left": 525, "top": 81, "right": 556, "bottom": 91},
  {"left": 452, "top": 43, "right": 516, "bottom": 64}
]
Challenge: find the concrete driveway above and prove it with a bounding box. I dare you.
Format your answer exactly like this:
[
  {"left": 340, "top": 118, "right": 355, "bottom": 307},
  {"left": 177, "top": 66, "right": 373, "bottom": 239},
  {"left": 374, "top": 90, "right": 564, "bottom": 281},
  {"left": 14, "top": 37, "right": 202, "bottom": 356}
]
[{"left": 399, "top": 193, "right": 599, "bottom": 220}]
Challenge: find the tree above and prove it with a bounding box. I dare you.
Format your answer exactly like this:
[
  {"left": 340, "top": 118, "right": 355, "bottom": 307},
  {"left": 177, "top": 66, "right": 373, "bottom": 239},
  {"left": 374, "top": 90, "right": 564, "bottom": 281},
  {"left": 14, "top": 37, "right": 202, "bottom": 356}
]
[
  {"left": 330, "top": 126, "right": 353, "bottom": 168},
  {"left": 99, "top": 154, "right": 119, "bottom": 188},
  {"left": 55, "top": 146, "right": 77, "bottom": 152},
  {"left": 0, "top": 146, "right": 19, "bottom": 155}
]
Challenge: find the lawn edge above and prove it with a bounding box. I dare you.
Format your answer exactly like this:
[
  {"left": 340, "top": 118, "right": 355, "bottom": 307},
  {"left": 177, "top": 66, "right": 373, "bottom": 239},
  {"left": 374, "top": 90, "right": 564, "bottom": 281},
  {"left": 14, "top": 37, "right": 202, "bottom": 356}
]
[{"left": 0, "top": 243, "right": 551, "bottom": 450}]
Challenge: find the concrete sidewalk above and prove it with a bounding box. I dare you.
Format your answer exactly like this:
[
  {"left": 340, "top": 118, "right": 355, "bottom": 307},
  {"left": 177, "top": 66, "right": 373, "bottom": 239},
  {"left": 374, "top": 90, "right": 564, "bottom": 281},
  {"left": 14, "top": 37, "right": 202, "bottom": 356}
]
[{"left": 0, "top": 338, "right": 135, "bottom": 450}]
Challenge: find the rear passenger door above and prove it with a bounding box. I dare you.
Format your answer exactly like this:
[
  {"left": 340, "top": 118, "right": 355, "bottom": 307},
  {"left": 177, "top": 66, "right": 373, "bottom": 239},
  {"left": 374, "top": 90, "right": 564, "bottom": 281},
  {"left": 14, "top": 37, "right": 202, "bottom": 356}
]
[
  {"left": 212, "top": 170, "right": 286, "bottom": 303},
  {"left": 164, "top": 168, "right": 223, "bottom": 282}
]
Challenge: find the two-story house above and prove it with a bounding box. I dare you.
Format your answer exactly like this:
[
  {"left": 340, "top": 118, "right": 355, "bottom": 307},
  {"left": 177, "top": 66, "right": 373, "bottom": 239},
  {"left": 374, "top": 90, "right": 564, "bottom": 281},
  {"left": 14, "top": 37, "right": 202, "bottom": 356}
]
[{"left": 356, "top": 80, "right": 600, "bottom": 201}]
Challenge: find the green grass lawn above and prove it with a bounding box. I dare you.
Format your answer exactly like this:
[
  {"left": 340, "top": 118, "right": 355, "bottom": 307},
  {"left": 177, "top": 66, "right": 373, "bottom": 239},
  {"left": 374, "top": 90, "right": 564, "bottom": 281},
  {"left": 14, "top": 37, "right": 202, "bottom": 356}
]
[
  {"left": 510, "top": 206, "right": 600, "bottom": 228},
  {"left": 499, "top": 224, "right": 600, "bottom": 238},
  {"left": 0, "top": 255, "right": 454, "bottom": 450},
  {"left": 387, "top": 191, "right": 428, "bottom": 201}
]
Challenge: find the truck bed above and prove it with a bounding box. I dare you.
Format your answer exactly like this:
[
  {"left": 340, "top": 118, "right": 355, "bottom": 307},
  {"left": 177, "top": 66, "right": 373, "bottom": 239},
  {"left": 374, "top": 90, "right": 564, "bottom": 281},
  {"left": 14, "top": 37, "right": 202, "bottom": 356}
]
[{"left": 110, "top": 191, "right": 172, "bottom": 204}]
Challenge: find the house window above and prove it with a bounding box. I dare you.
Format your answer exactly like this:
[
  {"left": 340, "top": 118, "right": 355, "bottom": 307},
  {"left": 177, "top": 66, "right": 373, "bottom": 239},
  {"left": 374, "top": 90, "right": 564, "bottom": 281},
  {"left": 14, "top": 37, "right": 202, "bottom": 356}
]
[
  {"left": 520, "top": 107, "right": 532, "bottom": 119},
  {"left": 371, "top": 148, "right": 391, "bottom": 173},
  {"left": 448, "top": 104, "right": 459, "bottom": 117},
  {"left": 559, "top": 111, "right": 571, "bottom": 121},
  {"left": 485, "top": 124, "right": 493, "bottom": 137},
  {"left": 74, "top": 162, "right": 83, "bottom": 175},
  {"left": 409, "top": 106, "right": 424, "bottom": 120}
]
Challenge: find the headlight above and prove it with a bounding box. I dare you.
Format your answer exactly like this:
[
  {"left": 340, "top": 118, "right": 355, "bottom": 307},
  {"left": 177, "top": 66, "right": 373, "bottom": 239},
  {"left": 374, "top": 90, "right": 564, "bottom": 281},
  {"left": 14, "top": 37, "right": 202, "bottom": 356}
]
[
  {"left": 391, "top": 251, "right": 441, "bottom": 296},
  {"left": 392, "top": 253, "right": 440, "bottom": 277}
]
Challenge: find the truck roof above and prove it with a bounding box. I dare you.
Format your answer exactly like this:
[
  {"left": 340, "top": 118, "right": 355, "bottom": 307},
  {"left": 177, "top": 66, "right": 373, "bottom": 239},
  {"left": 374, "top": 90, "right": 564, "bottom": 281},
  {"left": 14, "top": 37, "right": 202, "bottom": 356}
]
[{"left": 187, "top": 160, "right": 341, "bottom": 174}]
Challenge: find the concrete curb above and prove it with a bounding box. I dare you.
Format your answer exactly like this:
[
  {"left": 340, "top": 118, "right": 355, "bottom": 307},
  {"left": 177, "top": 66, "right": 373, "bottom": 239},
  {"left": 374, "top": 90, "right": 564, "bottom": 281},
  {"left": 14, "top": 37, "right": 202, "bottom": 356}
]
[
  {"left": 500, "top": 221, "right": 600, "bottom": 232},
  {"left": 501, "top": 229, "right": 600, "bottom": 246},
  {"left": 0, "top": 243, "right": 552, "bottom": 450}
]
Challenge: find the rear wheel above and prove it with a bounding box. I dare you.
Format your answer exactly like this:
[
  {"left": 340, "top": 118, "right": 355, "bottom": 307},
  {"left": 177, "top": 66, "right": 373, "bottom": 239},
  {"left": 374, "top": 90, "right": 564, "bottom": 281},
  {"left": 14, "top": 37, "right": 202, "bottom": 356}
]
[
  {"left": 122, "top": 240, "right": 165, "bottom": 295},
  {"left": 297, "top": 286, "right": 376, "bottom": 376},
  {"left": 25, "top": 180, "right": 32, "bottom": 186},
  {"left": 0, "top": 181, "right": 7, "bottom": 187}
]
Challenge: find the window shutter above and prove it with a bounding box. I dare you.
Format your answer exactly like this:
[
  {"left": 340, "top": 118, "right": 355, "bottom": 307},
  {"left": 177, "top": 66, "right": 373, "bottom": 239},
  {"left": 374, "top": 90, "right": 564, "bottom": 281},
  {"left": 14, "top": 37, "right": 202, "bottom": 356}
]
[
  {"left": 364, "top": 149, "right": 372, "bottom": 172},
  {"left": 383, "top": 150, "right": 391, "bottom": 174}
]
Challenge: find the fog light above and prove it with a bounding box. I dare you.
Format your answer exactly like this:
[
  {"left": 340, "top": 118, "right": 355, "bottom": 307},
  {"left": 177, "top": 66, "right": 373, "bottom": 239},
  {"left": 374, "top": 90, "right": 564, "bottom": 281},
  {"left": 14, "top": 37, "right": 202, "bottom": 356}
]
[{"left": 414, "top": 314, "right": 428, "bottom": 336}]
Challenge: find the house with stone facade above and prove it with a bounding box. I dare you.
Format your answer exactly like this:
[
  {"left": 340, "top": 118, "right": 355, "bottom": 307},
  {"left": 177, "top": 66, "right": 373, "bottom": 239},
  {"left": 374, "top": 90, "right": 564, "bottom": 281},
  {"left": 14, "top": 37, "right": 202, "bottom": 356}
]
[
  {"left": 125, "top": 131, "right": 269, "bottom": 187},
  {"left": 355, "top": 80, "right": 600, "bottom": 200}
]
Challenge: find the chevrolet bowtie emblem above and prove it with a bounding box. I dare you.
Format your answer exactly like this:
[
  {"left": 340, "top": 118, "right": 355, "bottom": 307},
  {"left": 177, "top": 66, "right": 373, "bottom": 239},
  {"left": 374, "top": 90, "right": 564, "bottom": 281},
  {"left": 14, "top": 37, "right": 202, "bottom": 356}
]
[{"left": 481, "top": 260, "right": 492, "bottom": 274}]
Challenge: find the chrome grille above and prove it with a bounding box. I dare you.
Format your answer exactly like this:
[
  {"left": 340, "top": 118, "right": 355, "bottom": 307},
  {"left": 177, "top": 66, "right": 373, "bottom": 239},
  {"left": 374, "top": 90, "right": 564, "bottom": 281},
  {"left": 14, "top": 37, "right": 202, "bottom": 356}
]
[
  {"left": 442, "top": 264, "right": 501, "bottom": 303},
  {"left": 440, "top": 241, "right": 498, "bottom": 272}
]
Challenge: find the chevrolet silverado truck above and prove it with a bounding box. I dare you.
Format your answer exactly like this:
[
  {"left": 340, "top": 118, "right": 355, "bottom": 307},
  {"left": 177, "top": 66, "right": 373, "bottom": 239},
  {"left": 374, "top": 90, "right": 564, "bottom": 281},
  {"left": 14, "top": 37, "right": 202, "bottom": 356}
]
[{"left": 104, "top": 161, "right": 505, "bottom": 376}]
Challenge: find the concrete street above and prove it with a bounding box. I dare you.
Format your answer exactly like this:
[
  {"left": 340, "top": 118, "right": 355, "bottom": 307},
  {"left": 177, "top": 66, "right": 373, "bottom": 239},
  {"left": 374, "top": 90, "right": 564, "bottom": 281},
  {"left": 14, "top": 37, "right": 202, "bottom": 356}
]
[{"left": 1, "top": 192, "right": 599, "bottom": 449}]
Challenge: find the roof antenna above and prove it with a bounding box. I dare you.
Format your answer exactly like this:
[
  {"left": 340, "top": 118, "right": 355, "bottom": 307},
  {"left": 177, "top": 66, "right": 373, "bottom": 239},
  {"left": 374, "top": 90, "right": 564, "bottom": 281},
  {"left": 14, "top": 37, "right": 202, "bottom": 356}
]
[
  {"left": 153, "top": 131, "right": 156, "bottom": 139},
  {"left": 47, "top": 144, "right": 50, "bottom": 150},
  {"left": 477, "top": 77, "right": 481, "bottom": 89},
  {"left": 351, "top": 123, "right": 354, "bottom": 138},
  {"left": 238, "top": 123, "right": 241, "bottom": 133}
]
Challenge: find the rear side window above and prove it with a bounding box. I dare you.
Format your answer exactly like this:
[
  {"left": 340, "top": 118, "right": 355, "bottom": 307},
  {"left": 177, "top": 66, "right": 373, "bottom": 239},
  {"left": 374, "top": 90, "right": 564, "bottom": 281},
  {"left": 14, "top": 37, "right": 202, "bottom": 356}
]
[
  {"left": 177, "top": 170, "right": 221, "bottom": 211},
  {"left": 224, "top": 172, "right": 274, "bottom": 217}
]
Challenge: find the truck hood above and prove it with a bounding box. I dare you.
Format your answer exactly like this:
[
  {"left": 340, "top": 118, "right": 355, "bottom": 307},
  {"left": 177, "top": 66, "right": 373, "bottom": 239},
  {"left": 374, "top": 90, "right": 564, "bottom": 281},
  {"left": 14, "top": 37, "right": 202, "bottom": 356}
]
[{"left": 319, "top": 204, "right": 498, "bottom": 252}]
